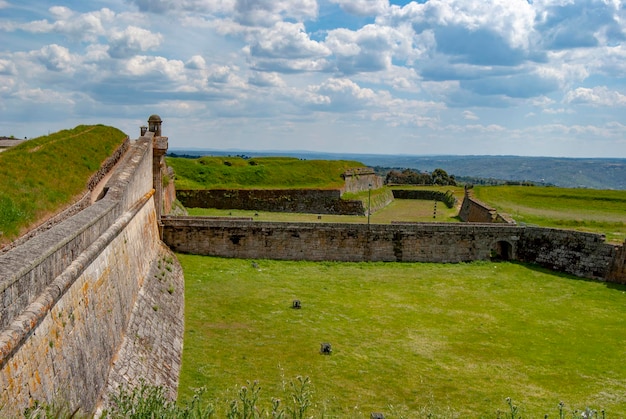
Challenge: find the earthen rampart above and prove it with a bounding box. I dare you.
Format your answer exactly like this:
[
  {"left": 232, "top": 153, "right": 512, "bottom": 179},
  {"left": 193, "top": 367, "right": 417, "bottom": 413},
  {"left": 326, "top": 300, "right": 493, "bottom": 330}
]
[{"left": 0, "top": 138, "right": 131, "bottom": 255}]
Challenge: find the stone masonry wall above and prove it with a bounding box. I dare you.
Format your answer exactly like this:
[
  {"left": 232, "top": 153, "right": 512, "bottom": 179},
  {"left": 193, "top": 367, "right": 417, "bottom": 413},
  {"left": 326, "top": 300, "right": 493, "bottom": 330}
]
[
  {"left": 0, "top": 135, "right": 183, "bottom": 415},
  {"left": 0, "top": 194, "right": 159, "bottom": 415},
  {"left": 163, "top": 218, "right": 625, "bottom": 283},
  {"left": 163, "top": 218, "right": 521, "bottom": 263},
  {"left": 459, "top": 191, "right": 495, "bottom": 222},
  {"left": 340, "top": 170, "right": 383, "bottom": 194},
  {"left": 176, "top": 189, "right": 365, "bottom": 215},
  {"left": 516, "top": 227, "right": 619, "bottom": 280}
]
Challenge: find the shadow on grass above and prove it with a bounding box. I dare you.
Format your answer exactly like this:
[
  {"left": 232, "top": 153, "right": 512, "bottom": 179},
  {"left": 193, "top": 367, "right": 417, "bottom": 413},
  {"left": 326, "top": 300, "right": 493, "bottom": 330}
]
[{"left": 497, "top": 259, "right": 626, "bottom": 292}]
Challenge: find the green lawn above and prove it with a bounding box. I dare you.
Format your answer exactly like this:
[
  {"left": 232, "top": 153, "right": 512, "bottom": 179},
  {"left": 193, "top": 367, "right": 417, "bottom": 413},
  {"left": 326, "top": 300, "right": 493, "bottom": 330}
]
[
  {"left": 167, "top": 156, "right": 365, "bottom": 190},
  {"left": 474, "top": 186, "right": 626, "bottom": 243},
  {"left": 177, "top": 256, "right": 626, "bottom": 417},
  {"left": 186, "top": 198, "right": 460, "bottom": 224}
]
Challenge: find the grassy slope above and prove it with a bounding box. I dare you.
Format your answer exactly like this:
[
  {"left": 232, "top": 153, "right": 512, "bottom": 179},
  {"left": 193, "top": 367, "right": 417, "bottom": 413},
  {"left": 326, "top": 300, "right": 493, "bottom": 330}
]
[
  {"left": 0, "top": 125, "right": 127, "bottom": 242},
  {"left": 166, "top": 156, "right": 365, "bottom": 189},
  {"left": 178, "top": 256, "right": 626, "bottom": 417},
  {"left": 473, "top": 186, "right": 626, "bottom": 243}
]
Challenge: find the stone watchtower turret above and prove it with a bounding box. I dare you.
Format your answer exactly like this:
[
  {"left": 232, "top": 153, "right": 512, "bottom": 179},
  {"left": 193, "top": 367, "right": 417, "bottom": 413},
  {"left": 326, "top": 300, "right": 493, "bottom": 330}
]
[
  {"left": 145, "top": 115, "right": 168, "bottom": 234},
  {"left": 148, "top": 114, "right": 163, "bottom": 137}
]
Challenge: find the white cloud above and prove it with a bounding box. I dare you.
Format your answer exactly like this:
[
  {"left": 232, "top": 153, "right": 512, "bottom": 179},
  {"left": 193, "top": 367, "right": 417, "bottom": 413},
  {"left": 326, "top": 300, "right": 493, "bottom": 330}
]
[
  {"left": 463, "top": 110, "right": 479, "bottom": 120},
  {"left": 233, "top": 0, "right": 318, "bottom": 26},
  {"left": 248, "top": 71, "right": 286, "bottom": 87},
  {"left": 14, "top": 88, "right": 77, "bottom": 104},
  {"left": 330, "top": 0, "right": 389, "bottom": 17},
  {"left": 247, "top": 22, "right": 330, "bottom": 59},
  {"left": 10, "top": 8, "right": 115, "bottom": 42},
  {"left": 122, "top": 55, "right": 186, "bottom": 82},
  {"left": 49, "top": 6, "right": 74, "bottom": 20},
  {"left": 108, "top": 26, "right": 163, "bottom": 59},
  {"left": 0, "top": 59, "right": 17, "bottom": 75},
  {"left": 564, "top": 86, "right": 626, "bottom": 107},
  {"left": 34, "top": 44, "right": 77, "bottom": 73},
  {"left": 325, "top": 24, "right": 405, "bottom": 74},
  {"left": 185, "top": 55, "right": 207, "bottom": 70}
]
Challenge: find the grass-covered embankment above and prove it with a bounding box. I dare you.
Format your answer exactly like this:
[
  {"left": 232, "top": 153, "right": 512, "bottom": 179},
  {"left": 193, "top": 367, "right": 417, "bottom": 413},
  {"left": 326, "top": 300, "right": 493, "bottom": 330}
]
[
  {"left": 0, "top": 125, "right": 127, "bottom": 243},
  {"left": 474, "top": 185, "right": 626, "bottom": 243},
  {"left": 177, "top": 256, "right": 626, "bottom": 417},
  {"left": 166, "top": 156, "right": 365, "bottom": 189}
]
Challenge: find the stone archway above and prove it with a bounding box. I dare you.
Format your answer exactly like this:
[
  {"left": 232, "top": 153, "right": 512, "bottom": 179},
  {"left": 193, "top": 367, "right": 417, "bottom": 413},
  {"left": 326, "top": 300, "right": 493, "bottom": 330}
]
[{"left": 492, "top": 240, "right": 513, "bottom": 260}]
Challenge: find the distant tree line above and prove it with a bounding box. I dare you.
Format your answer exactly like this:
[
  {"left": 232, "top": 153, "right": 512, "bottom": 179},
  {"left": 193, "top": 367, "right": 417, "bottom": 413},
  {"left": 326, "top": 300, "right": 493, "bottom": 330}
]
[{"left": 382, "top": 168, "right": 457, "bottom": 186}]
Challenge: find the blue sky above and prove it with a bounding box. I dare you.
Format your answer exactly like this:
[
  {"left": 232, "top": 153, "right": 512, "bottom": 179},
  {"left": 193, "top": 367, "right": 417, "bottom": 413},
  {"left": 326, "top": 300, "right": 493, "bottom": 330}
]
[{"left": 1, "top": 0, "right": 626, "bottom": 157}]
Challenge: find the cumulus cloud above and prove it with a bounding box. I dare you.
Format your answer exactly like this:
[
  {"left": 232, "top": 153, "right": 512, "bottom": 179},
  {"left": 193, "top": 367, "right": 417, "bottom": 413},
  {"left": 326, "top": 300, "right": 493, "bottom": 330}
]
[
  {"left": 248, "top": 71, "right": 286, "bottom": 87},
  {"left": 535, "top": 0, "right": 626, "bottom": 50},
  {"left": 330, "top": 0, "right": 389, "bottom": 17},
  {"left": 383, "top": 0, "right": 536, "bottom": 65},
  {"left": 14, "top": 88, "right": 77, "bottom": 104},
  {"left": 325, "top": 24, "right": 405, "bottom": 74},
  {"left": 0, "top": 59, "right": 17, "bottom": 75},
  {"left": 9, "top": 7, "right": 115, "bottom": 42},
  {"left": 564, "top": 86, "right": 626, "bottom": 107},
  {"left": 248, "top": 22, "right": 330, "bottom": 59},
  {"left": 233, "top": 0, "right": 318, "bottom": 26},
  {"left": 306, "top": 78, "right": 377, "bottom": 110},
  {"left": 108, "top": 26, "right": 163, "bottom": 58},
  {"left": 35, "top": 44, "right": 77, "bottom": 73},
  {"left": 122, "top": 55, "right": 185, "bottom": 80},
  {"left": 185, "top": 55, "right": 207, "bottom": 70}
]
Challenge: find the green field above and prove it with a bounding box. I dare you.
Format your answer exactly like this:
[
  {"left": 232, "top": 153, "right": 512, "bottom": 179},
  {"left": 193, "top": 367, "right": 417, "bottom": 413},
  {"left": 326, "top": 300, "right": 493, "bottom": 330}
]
[
  {"left": 166, "top": 156, "right": 365, "bottom": 189},
  {"left": 187, "top": 198, "right": 461, "bottom": 224},
  {"left": 178, "top": 256, "right": 626, "bottom": 417},
  {"left": 474, "top": 186, "right": 626, "bottom": 243},
  {"left": 0, "top": 125, "right": 127, "bottom": 243}
]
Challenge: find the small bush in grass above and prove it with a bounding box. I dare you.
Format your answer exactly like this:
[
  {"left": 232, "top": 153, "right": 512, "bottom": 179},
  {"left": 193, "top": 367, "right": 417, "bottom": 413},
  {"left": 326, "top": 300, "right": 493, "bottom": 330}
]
[{"left": 103, "top": 380, "right": 214, "bottom": 418}]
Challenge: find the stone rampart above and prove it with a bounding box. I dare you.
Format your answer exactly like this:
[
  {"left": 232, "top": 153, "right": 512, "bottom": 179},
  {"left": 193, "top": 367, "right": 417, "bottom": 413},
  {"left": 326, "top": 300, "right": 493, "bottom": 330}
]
[
  {"left": 391, "top": 189, "right": 457, "bottom": 208},
  {"left": 176, "top": 189, "right": 365, "bottom": 215},
  {"left": 516, "top": 227, "right": 620, "bottom": 279},
  {"left": 0, "top": 134, "right": 183, "bottom": 415},
  {"left": 163, "top": 218, "right": 625, "bottom": 283},
  {"left": 163, "top": 218, "right": 521, "bottom": 263}
]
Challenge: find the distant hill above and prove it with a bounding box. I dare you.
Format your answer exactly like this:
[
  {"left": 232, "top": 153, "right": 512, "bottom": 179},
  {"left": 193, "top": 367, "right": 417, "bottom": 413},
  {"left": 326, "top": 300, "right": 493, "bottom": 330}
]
[{"left": 169, "top": 149, "right": 626, "bottom": 190}]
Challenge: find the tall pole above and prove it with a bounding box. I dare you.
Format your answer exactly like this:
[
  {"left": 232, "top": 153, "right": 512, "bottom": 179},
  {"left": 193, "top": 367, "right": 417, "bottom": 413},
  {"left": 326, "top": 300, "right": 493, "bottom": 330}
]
[{"left": 367, "top": 183, "right": 372, "bottom": 227}]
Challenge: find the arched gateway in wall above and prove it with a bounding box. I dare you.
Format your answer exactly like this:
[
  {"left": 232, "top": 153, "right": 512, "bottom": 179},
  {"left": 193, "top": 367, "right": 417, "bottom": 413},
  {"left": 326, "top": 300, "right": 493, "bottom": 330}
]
[{"left": 492, "top": 240, "right": 514, "bottom": 260}]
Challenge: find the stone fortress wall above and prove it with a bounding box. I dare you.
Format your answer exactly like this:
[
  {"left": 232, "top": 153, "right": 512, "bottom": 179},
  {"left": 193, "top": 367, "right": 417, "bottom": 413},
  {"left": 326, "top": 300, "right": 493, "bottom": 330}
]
[
  {"left": 162, "top": 217, "right": 625, "bottom": 283},
  {"left": 0, "top": 123, "right": 184, "bottom": 416},
  {"left": 176, "top": 188, "right": 367, "bottom": 215}
]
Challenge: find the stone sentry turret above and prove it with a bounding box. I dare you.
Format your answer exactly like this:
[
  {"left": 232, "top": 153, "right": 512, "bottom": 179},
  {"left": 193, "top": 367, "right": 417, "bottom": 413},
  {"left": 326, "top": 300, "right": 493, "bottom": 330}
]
[{"left": 144, "top": 115, "right": 168, "bottom": 233}]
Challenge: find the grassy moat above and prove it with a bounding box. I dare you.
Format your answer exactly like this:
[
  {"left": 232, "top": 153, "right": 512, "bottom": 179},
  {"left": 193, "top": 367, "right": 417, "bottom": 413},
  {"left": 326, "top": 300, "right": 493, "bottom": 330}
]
[{"left": 177, "top": 256, "right": 626, "bottom": 417}]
